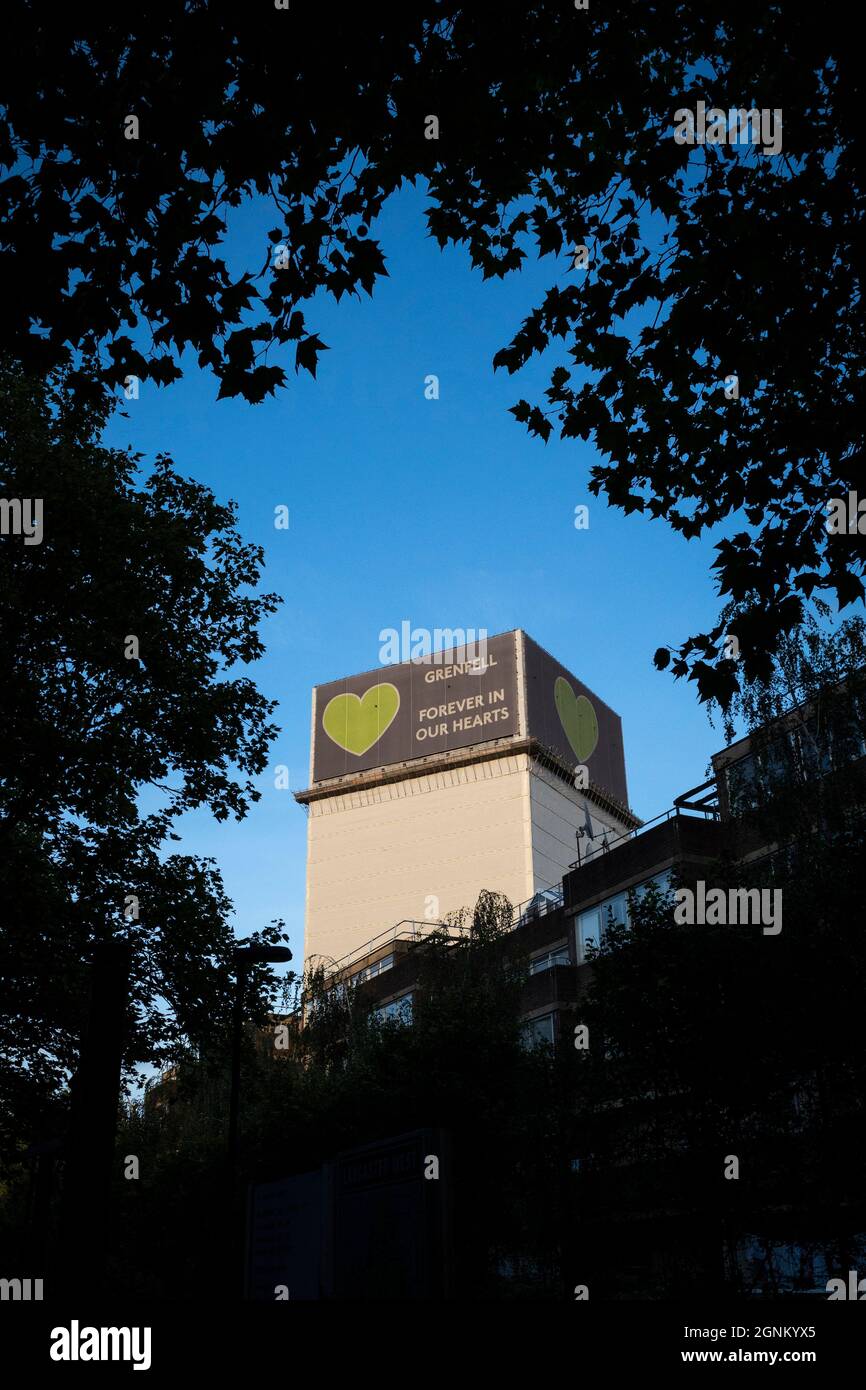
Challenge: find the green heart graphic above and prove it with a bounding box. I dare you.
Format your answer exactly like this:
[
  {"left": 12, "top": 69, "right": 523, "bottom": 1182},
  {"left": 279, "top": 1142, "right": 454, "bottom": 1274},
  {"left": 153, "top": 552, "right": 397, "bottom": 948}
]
[
  {"left": 322, "top": 683, "right": 400, "bottom": 757},
  {"left": 554, "top": 677, "right": 599, "bottom": 763}
]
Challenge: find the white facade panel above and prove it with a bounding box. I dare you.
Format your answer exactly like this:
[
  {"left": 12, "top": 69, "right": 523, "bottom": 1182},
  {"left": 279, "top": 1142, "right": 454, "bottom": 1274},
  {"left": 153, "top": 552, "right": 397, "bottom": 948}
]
[{"left": 304, "top": 756, "right": 535, "bottom": 965}]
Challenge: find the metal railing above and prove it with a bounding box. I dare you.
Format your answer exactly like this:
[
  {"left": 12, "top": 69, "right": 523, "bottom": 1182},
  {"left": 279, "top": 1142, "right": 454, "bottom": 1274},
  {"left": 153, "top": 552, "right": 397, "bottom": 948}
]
[
  {"left": 313, "top": 918, "right": 469, "bottom": 984},
  {"left": 311, "top": 794, "right": 721, "bottom": 987},
  {"left": 567, "top": 796, "right": 719, "bottom": 872},
  {"left": 314, "top": 887, "right": 568, "bottom": 991},
  {"left": 513, "top": 885, "right": 565, "bottom": 926}
]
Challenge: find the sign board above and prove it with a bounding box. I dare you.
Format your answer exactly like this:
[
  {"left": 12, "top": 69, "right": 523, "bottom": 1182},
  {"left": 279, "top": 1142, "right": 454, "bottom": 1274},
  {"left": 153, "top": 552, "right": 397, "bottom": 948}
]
[
  {"left": 522, "top": 633, "right": 629, "bottom": 806},
  {"left": 308, "top": 629, "right": 628, "bottom": 808},
  {"left": 330, "top": 1129, "right": 449, "bottom": 1299},
  {"left": 245, "top": 1170, "right": 323, "bottom": 1301},
  {"left": 245, "top": 1130, "right": 450, "bottom": 1300},
  {"left": 312, "top": 631, "right": 519, "bottom": 781}
]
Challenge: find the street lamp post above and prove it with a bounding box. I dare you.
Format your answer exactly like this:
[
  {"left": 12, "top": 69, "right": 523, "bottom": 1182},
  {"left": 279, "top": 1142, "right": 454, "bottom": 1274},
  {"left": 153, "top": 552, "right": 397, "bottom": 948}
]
[{"left": 226, "top": 941, "right": 292, "bottom": 1296}]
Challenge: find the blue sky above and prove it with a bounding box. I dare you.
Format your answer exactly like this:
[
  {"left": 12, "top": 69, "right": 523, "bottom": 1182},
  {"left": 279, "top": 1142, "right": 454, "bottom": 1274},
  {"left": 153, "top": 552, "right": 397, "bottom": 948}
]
[{"left": 103, "top": 182, "right": 738, "bottom": 967}]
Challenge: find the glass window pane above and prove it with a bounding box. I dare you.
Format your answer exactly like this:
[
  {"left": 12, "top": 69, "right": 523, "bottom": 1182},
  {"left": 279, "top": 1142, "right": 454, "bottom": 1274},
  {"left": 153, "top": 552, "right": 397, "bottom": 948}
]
[
  {"left": 603, "top": 894, "right": 627, "bottom": 928},
  {"left": 727, "top": 753, "right": 757, "bottom": 813},
  {"left": 577, "top": 909, "right": 601, "bottom": 960},
  {"left": 374, "top": 991, "right": 413, "bottom": 1025},
  {"left": 521, "top": 1013, "right": 555, "bottom": 1049},
  {"left": 529, "top": 945, "right": 570, "bottom": 975}
]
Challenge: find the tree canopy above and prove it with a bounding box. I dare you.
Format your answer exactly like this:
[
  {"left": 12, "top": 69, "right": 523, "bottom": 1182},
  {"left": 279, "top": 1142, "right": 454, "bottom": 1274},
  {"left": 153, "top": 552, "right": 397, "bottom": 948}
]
[
  {"left": 109, "top": 890, "right": 575, "bottom": 1298},
  {"left": 0, "top": 364, "right": 286, "bottom": 1159},
  {"left": 1, "top": 3, "right": 863, "bottom": 702}
]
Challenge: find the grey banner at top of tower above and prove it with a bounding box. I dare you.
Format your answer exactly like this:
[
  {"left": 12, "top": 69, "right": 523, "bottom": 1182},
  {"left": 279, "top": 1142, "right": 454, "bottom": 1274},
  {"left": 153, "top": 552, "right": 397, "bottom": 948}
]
[{"left": 312, "top": 632, "right": 519, "bottom": 782}]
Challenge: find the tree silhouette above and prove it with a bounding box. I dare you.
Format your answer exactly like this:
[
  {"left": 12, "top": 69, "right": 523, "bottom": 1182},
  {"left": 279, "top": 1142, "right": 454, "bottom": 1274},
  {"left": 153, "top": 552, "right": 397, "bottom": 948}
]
[
  {"left": 0, "top": 364, "right": 286, "bottom": 1160},
  {"left": 1, "top": 4, "right": 862, "bottom": 700}
]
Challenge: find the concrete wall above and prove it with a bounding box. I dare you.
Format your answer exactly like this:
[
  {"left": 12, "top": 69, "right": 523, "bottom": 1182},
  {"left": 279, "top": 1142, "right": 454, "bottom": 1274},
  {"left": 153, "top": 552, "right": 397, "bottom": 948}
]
[
  {"left": 303, "top": 753, "right": 634, "bottom": 967},
  {"left": 304, "top": 753, "right": 536, "bottom": 966},
  {"left": 528, "top": 761, "right": 628, "bottom": 892}
]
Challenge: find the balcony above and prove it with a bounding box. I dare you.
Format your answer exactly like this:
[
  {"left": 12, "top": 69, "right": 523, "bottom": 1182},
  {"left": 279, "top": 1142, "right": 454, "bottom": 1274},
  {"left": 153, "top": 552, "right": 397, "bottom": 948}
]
[
  {"left": 563, "top": 809, "right": 723, "bottom": 913},
  {"left": 521, "top": 962, "right": 580, "bottom": 1013}
]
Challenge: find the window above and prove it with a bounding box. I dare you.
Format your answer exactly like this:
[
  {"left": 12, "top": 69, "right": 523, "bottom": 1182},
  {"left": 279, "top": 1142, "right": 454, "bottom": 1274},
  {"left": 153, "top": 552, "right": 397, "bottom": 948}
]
[
  {"left": 372, "top": 991, "right": 413, "bottom": 1026},
  {"left": 603, "top": 893, "right": 628, "bottom": 929},
  {"left": 757, "top": 734, "right": 796, "bottom": 788},
  {"left": 577, "top": 882, "right": 668, "bottom": 962},
  {"left": 528, "top": 944, "right": 570, "bottom": 975},
  {"left": 726, "top": 753, "right": 758, "bottom": 813},
  {"left": 634, "top": 870, "right": 673, "bottom": 899},
  {"left": 794, "top": 717, "right": 833, "bottom": 780},
  {"left": 350, "top": 953, "right": 394, "bottom": 986},
  {"left": 521, "top": 1013, "right": 555, "bottom": 1050},
  {"left": 828, "top": 703, "right": 866, "bottom": 767},
  {"left": 577, "top": 906, "right": 602, "bottom": 959},
  {"left": 579, "top": 893, "right": 628, "bottom": 956}
]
